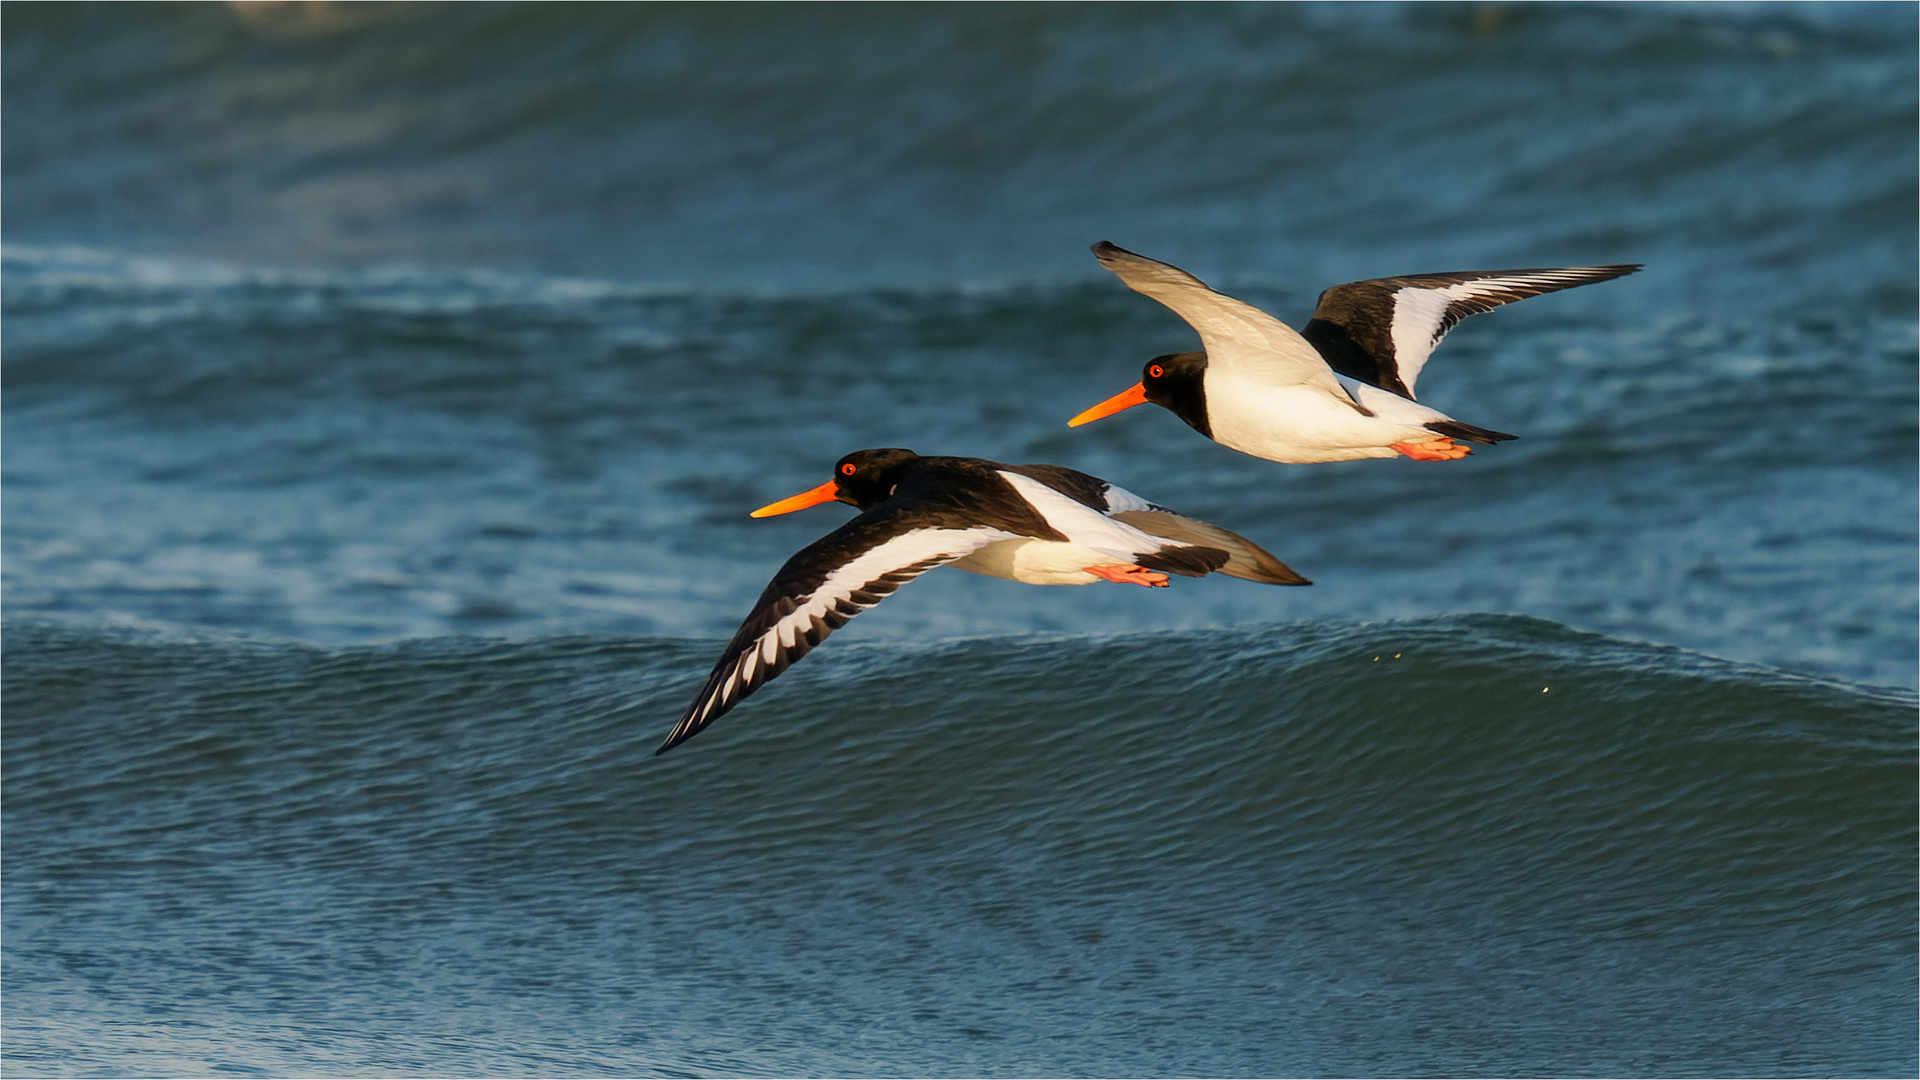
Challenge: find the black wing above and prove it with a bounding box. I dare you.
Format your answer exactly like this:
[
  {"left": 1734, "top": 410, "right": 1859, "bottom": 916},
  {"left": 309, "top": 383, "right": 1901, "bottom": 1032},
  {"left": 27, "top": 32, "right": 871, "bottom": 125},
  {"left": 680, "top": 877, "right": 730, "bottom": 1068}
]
[
  {"left": 1301, "top": 265, "right": 1642, "bottom": 400},
  {"left": 656, "top": 511, "right": 1015, "bottom": 754}
]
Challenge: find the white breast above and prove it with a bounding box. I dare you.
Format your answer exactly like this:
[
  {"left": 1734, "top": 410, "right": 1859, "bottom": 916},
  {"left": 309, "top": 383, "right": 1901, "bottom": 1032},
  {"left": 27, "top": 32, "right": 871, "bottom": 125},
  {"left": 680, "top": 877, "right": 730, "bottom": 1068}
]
[{"left": 1204, "top": 372, "right": 1448, "bottom": 463}]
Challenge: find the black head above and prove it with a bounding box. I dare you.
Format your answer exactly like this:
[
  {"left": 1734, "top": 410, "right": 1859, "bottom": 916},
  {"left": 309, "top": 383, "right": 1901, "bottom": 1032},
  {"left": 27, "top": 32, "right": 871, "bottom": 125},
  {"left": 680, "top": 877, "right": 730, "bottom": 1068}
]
[
  {"left": 830, "top": 448, "right": 920, "bottom": 510},
  {"left": 1139, "top": 351, "right": 1212, "bottom": 437}
]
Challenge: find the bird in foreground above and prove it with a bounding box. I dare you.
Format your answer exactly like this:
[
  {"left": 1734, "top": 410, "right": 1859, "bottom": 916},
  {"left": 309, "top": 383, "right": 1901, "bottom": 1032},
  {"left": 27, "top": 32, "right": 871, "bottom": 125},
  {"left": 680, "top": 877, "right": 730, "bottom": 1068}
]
[
  {"left": 655, "top": 448, "right": 1307, "bottom": 754},
  {"left": 1069, "top": 241, "right": 1641, "bottom": 463}
]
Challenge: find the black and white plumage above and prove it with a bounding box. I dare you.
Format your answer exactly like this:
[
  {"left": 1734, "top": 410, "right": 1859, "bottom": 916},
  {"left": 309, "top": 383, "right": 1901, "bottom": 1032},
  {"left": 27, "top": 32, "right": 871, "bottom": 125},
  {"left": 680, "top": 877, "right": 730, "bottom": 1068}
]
[
  {"left": 1299, "top": 266, "right": 1644, "bottom": 402},
  {"left": 1069, "top": 242, "right": 1640, "bottom": 464},
  {"left": 655, "top": 448, "right": 1306, "bottom": 754}
]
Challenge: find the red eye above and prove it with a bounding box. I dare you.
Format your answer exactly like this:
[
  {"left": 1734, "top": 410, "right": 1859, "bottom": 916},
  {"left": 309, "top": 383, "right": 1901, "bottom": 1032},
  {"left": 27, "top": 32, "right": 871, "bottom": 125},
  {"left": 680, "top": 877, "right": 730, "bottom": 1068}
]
[
  {"left": 1147, "top": 364, "right": 1165, "bottom": 379},
  {"left": 840, "top": 463, "right": 856, "bottom": 476}
]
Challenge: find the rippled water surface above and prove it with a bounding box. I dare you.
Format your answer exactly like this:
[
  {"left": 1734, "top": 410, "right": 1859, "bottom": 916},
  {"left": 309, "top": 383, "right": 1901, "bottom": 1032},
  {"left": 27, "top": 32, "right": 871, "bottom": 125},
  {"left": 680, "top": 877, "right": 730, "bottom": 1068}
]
[{"left": 4, "top": 3, "right": 1915, "bottom": 1076}]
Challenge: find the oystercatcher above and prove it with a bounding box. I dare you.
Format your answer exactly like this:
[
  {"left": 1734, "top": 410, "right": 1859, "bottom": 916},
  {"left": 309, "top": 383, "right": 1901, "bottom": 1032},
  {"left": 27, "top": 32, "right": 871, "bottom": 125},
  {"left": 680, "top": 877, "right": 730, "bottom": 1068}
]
[
  {"left": 1069, "top": 242, "right": 1639, "bottom": 463},
  {"left": 656, "top": 448, "right": 1306, "bottom": 754}
]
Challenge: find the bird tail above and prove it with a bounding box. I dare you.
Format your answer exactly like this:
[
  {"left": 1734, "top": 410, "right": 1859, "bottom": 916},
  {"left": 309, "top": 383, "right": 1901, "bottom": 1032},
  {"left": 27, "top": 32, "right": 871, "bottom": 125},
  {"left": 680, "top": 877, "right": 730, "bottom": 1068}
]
[
  {"left": 1424, "top": 419, "right": 1518, "bottom": 445},
  {"left": 1132, "top": 543, "right": 1230, "bottom": 579},
  {"left": 1115, "top": 510, "right": 1310, "bottom": 586}
]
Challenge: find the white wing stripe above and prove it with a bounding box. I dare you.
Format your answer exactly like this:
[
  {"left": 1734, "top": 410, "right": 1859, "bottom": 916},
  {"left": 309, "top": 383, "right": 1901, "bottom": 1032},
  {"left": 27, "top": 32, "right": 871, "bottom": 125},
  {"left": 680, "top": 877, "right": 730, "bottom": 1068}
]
[
  {"left": 1387, "top": 287, "right": 1453, "bottom": 396},
  {"left": 1387, "top": 271, "right": 1616, "bottom": 397},
  {"left": 728, "top": 527, "right": 1010, "bottom": 682},
  {"left": 677, "top": 525, "right": 1019, "bottom": 741}
]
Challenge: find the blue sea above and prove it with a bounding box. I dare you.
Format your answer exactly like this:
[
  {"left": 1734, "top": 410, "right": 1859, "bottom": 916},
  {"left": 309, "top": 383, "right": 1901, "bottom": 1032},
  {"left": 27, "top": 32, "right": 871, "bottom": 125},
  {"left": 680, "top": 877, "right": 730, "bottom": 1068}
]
[{"left": 4, "top": 3, "right": 1915, "bottom": 1076}]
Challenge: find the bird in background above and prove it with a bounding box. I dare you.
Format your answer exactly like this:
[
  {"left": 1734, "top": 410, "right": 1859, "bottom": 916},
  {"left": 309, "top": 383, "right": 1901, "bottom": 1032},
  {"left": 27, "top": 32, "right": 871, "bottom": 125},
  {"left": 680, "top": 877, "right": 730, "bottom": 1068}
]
[
  {"left": 1069, "top": 241, "right": 1640, "bottom": 464},
  {"left": 655, "top": 448, "right": 1307, "bottom": 754}
]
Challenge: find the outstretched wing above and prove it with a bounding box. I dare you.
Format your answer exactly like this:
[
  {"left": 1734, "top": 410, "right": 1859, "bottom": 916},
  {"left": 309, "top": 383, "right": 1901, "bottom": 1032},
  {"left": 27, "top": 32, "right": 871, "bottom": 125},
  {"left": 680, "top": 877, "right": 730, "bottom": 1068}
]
[
  {"left": 656, "top": 512, "right": 1016, "bottom": 754},
  {"left": 1092, "top": 241, "right": 1348, "bottom": 397},
  {"left": 1302, "top": 265, "right": 1641, "bottom": 400}
]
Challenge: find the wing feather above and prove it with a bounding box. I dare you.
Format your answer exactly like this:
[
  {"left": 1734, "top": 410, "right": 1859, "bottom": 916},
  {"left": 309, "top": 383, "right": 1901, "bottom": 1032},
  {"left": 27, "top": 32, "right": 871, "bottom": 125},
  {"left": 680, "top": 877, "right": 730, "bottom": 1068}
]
[
  {"left": 1092, "top": 241, "right": 1347, "bottom": 397},
  {"left": 1305, "top": 265, "right": 1641, "bottom": 399},
  {"left": 656, "top": 518, "right": 1015, "bottom": 754}
]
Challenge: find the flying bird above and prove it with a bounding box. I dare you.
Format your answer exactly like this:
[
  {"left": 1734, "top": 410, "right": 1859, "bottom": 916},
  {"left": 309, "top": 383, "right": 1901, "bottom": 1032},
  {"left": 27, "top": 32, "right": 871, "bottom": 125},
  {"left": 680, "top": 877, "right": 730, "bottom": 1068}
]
[
  {"left": 1069, "top": 241, "right": 1639, "bottom": 463},
  {"left": 656, "top": 448, "right": 1306, "bottom": 754}
]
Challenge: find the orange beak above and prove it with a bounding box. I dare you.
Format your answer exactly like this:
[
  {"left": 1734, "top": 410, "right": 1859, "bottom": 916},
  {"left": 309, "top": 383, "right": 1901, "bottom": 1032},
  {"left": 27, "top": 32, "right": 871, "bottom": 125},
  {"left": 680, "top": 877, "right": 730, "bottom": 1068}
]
[
  {"left": 750, "top": 479, "right": 841, "bottom": 518},
  {"left": 1067, "top": 382, "right": 1150, "bottom": 427}
]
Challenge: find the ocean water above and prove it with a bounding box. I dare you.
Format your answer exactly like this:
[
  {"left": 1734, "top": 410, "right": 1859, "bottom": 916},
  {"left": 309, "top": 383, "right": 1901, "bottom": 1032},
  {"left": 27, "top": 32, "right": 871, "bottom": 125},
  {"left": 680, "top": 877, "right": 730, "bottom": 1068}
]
[{"left": 4, "top": 3, "right": 1915, "bottom": 1076}]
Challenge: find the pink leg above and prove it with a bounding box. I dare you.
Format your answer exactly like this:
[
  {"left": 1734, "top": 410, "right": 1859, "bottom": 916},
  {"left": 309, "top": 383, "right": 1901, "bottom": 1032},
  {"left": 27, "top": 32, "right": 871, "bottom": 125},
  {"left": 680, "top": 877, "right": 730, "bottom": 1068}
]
[
  {"left": 1084, "top": 563, "right": 1171, "bottom": 588},
  {"left": 1390, "top": 438, "right": 1471, "bottom": 461}
]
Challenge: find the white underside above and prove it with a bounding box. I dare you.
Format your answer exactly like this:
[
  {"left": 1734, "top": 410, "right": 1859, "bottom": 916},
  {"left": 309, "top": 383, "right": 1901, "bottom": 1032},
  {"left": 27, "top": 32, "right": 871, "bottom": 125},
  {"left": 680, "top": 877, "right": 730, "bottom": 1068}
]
[
  {"left": 1204, "top": 372, "right": 1463, "bottom": 464},
  {"left": 949, "top": 538, "right": 1122, "bottom": 585},
  {"left": 943, "top": 471, "right": 1206, "bottom": 585}
]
